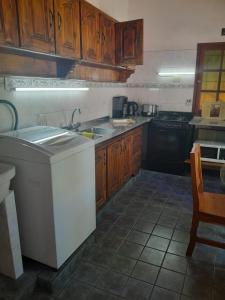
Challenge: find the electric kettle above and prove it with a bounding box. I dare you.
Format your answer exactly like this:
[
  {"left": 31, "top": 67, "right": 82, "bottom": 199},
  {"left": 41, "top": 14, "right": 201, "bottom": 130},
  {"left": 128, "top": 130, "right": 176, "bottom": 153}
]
[{"left": 127, "top": 101, "right": 139, "bottom": 116}]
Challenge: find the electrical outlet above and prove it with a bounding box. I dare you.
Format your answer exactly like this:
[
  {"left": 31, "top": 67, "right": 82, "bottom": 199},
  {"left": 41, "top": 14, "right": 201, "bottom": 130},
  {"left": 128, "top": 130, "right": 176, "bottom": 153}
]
[
  {"left": 222, "top": 28, "right": 225, "bottom": 36},
  {"left": 185, "top": 99, "right": 192, "bottom": 106}
]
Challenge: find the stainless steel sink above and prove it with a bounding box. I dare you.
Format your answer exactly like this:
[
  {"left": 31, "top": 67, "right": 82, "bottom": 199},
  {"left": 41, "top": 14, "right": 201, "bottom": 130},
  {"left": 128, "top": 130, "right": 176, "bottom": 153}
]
[
  {"left": 81, "top": 127, "right": 114, "bottom": 135},
  {"left": 78, "top": 127, "right": 115, "bottom": 140}
]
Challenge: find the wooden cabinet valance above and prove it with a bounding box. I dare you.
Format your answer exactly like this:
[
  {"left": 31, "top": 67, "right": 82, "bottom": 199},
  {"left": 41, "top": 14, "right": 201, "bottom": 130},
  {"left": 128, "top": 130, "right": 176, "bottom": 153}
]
[{"left": 0, "top": 0, "right": 143, "bottom": 81}]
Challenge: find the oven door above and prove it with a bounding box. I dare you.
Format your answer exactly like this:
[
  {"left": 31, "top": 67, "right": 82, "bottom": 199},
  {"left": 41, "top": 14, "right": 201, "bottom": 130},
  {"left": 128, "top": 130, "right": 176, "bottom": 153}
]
[{"left": 147, "top": 122, "right": 188, "bottom": 175}]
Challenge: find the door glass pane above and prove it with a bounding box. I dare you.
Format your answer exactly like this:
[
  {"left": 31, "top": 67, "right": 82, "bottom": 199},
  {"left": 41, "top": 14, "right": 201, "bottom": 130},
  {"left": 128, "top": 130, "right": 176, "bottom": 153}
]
[
  {"left": 203, "top": 50, "right": 222, "bottom": 69},
  {"left": 220, "top": 72, "right": 225, "bottom": 90},
  {"left": 200, "top": 92, "right": 216, "bottom": 109},
  {"left": 201, "top": 72, "right": 219, "bottom": 90},
  {"left": 219, "top": 93, "right": 225, "bottom": 102}
]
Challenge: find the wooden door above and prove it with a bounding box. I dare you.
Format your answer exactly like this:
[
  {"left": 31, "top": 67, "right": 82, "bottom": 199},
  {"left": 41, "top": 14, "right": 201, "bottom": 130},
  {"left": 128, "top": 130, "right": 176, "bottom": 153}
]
[
  {"left": 0, "top": 0, "right": 19, "bottom": 46},
  {"left": 121, "top": 134, "right": 132, "bottom": 183},
  {"left": 116, "top": 19, "right": 143, "bottom": 66},
  {"left": 17, "top": 0, "right": 55, "bottom": 53},
  {"left": 107, "top": 138, "right": 122, "bottom": 198},
  {"left": 54, "top": 0, "right": 81, "bottom": 59},
  {"left": 81, "top": 1, "right": 100, "bottom": 62},
  {"left": 192, "top": 43, "right": 225, "bottom": 115},
  {"left": 100, "top": 13, "right": 115, "bottom": 65},
  {"left": 95, "top": 147, "right": 107, "bottom": 210}
]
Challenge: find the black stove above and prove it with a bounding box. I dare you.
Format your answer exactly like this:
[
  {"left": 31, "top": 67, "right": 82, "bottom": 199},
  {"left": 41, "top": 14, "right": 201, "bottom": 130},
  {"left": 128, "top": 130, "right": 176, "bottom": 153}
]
[{"left": 147, "top": 111, "right": 194, "bottom": 175}]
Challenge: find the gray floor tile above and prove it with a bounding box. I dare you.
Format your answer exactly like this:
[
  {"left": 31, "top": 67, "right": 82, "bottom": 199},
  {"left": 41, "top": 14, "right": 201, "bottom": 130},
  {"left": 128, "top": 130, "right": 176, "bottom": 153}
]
[
  {"left": 133, "top": 220, "right": 155, "bottom": 234},
  {"left": 132, "top": 261, "right": 159, "bottom": 284},
  {"left": 153, "top": 225, "right": 174, "bottom": 239},
  {"left": 117, "top": 241, "right": 144, "bottom": 259},
  {"left": 150, "top": 286, "right": 180, "bottom": 300},
  {"left": 126, "top": 230, "right": 150, "bottom": 245},
  {"left": 156, "top": 268, "right": 185, "bottom": 293},
  {"left": 110, "top": 255, "right": 136, "bottom": 275},
  {"left": 122, "top": 278, "right": 153, "bottom": 300},
  {"left": 140, "top": 247, "right": 165, "bottom": 266},
  {"left": 168, "top": 240, "right": 188, "bottom": 257},
  {"left": 96, "top": 270, "right": 128, "bottom": 296},
  {"left": 147, "top": 235, "right": 170, "bottom": 251},
  {"left": 162, "top": 253, "right": 188, "bottom": 274}
]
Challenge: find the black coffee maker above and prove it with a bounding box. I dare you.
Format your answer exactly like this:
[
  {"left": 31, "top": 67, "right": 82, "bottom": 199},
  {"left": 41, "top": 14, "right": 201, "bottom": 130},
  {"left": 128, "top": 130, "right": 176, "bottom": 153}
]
[
  {"left": 112, "top": 96, "right": 128, "bottom": 118},
  {"left": 127, "top": 101, "right": 139, "bottom": 116}
]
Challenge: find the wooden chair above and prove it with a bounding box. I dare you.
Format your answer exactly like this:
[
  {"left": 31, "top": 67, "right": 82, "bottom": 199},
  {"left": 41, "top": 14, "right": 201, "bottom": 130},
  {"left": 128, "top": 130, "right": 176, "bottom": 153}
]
[{"left": 186, "top": 144, "right": 225, "bottom": 256}]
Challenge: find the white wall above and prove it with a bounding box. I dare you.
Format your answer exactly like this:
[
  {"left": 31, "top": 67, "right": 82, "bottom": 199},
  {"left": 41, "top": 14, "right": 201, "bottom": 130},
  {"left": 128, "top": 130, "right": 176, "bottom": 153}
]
[
  {"left": 88, "top": 0, "right": 129, "bottom": 21},
  {"left": 128, "top": 0, "right": 225, "bottom": 51},
  {"left": 127, "top": 0, "right": 225, "bottom": 112}
]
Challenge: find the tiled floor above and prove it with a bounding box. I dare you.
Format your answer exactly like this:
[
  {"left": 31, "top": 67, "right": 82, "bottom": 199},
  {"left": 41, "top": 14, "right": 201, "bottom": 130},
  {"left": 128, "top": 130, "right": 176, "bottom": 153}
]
[{"left": 3, "top": 170, "right": 225, "bottom": 299}]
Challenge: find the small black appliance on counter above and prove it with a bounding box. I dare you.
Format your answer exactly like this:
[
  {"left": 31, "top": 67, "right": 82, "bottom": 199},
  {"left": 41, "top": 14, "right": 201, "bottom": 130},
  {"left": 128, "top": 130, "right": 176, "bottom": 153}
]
[
  {"left": 112, "top": 96, "right": 128, "bottom": 118},
  {"left": 127, "top": 101, "right": 139, "bottom": 117},
  {"left": 146, "top": 111, "right": 194, "bottom": 175}
]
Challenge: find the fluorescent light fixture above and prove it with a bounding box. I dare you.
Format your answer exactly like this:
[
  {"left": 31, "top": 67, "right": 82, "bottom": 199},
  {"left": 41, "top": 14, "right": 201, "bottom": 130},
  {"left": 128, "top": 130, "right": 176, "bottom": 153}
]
[
  {"left": 149, "top": 88, "right": 160, "bottom": 91},
  {"left": 15, "top": 87, "right": 89, "bottom": 92},
  {"left": 158, "top": 71, "right": 195, "bottom": 77}
]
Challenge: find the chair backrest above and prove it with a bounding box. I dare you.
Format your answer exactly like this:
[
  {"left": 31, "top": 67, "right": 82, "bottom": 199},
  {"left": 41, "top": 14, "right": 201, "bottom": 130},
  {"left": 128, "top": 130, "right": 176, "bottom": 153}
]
[{"left": 190, "top": 144, "right": 204, "bottom": 213}]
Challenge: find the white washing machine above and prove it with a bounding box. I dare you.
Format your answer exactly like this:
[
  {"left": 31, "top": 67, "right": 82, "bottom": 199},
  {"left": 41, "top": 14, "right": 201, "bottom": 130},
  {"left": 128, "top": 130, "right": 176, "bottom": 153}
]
[{"left": 0, "top": 126, "right": 96, "bottom": 269}]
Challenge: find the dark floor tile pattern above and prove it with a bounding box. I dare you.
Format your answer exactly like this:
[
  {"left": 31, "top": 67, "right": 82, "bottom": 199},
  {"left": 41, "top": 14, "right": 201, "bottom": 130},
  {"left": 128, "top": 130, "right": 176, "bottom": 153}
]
[{"left": 2, "top": 170, "right": 225, "bottom": 300}]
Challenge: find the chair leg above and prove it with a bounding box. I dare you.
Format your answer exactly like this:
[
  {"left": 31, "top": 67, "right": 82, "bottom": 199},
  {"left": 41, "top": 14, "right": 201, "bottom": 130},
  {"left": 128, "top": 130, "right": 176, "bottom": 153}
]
[{"left": 186, "top": 217, "right": 199, "bottom": 256}]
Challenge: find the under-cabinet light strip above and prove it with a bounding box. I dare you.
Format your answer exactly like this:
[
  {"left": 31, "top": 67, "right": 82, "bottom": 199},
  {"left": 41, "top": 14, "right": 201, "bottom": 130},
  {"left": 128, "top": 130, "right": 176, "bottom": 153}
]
[
  {"left": 158, "top": 71, "right": 195, "bottom": 76},
  {"left": 15, "top": 87, "right": 90, "bottom": 92}
]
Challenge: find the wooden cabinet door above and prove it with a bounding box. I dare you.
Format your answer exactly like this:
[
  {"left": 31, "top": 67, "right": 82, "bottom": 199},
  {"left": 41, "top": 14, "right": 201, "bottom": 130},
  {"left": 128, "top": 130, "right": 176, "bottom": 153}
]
[
  {"left": 107, "top": 138, "right": 122, "bottom": 198},
  {"left": 81, "top": 1, "right": 100, "bottom": 62},
  {"left": 17, "top": 0, "right": 55, "bottom": 53},
  {"left": 116, "top": 19, "right": 143, "bottom": 66},
  {"left": 0, "top": 0, "right": 19, "bottom": 47},
  {"left": 100, "top": 13, "right": 115, "bottom": 65},
  {"left": 54, "top": 0, "right": 81, "bottom": 59},
  {"left": 95, "top": 147, "right": 107, "bottom": 210},
  {"left": 121, "top": 134, "right": 132, "bottom": 183},
  {"left": 132, "top": 126, "right": 143, "bottom": 175}
]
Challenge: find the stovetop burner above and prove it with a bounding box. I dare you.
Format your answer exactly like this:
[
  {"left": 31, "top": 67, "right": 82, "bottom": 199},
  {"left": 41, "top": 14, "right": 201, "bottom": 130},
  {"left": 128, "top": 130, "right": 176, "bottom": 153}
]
[{"left": 155, "top": 111, "right": 193, "bottom": 122}]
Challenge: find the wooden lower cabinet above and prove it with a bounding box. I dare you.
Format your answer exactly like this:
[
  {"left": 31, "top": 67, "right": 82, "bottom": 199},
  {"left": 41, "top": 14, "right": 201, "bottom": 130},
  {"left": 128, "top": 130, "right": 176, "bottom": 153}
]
[
  {"left": 95, "top": 146, "right": 107, "bottom": 209},
  {"left": 121, "top": 133, "right": 133, "bottom": 184},
  {"left": 107, "top": 137, "right": 122, "bottom": 198},
  {"left": 95, "top": 126, "right": 143, "bottom": 210},
  {"left": 132, "top": 126, "right": 143, "bottom": 175}
]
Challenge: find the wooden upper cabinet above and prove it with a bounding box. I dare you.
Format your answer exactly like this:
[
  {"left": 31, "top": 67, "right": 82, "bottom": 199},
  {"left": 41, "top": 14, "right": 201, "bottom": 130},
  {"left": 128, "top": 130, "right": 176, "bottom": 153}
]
[
  {"left": 54, "top": 0, "right": 81, "bottom": 59},
  {"left": 81, "top": 1, "right": 100, "bottom": 62},
  {"left": 100, "top": 14, "right": 115, "bottom": 65},
  {"left": 0, "top": 0, "right": 19, "bottom": 47},
  {"left": 17, "top": 0, "right": 55, "bottom": 53},
  {"left": 116, "top": 19, "right": 143, "bottom": 66}
]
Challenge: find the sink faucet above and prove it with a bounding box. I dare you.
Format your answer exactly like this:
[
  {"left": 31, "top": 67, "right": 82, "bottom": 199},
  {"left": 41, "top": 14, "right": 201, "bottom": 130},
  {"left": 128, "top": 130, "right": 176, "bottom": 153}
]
[{"left": 68, "top": 108, "right": 81, "bottom": 131}]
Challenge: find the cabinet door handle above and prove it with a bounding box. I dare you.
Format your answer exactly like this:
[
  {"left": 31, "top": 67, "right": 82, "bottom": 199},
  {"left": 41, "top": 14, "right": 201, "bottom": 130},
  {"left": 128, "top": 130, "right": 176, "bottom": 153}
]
[
  {"left": 58, "top": 12, "right": 62, "bottom": 30},
  {"left": 49, "top": 10, "right": 54, "bottom": 28},
  {"left": 97, "top": 32, "right": 100, "bottom": 43}
]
